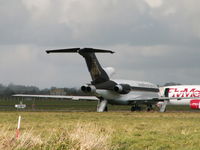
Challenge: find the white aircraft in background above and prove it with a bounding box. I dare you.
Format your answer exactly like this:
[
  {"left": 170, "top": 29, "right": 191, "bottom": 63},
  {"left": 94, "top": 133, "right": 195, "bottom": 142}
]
[
  {"left": 158, "top": 85, "right": 200, "bottom": 111},
  {"left": 13, "top": 48, "right": 195, "bottom": 112}
]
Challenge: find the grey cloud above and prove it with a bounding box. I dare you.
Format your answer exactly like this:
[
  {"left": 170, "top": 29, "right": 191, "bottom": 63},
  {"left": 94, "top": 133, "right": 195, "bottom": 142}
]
[
  {"left": 1, "top": 0, "right": 200, "bottom": 88},
  {"left": 1, "top": 0, "right": 200, "bottom": 47}
]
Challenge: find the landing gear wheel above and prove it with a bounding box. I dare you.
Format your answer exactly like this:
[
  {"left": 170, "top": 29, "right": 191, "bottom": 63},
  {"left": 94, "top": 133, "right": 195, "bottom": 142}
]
[
  {"left": 104, "top": 106, "right": 108, "bottom": 112},
  {"left": 131, "top": 106, "right": 136, "bottom": 111},
  {"left": 147, "top": 104, "right": 153, "bottom": 112},
  {"left": 131, "top": 105, "right": 141, "bottom": 111}
]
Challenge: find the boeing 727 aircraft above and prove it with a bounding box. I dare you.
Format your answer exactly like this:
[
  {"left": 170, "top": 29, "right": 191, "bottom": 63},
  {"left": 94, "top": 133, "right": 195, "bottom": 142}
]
[{"left": 13, "top": 48, "right": 192, "bottom": 112}]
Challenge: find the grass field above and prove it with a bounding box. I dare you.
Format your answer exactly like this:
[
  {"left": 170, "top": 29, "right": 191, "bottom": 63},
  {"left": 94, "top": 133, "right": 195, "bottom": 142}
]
[
  {"left": 0, "top": 112, "right": 200, "bottom": 150},
  {"left": 0, "top": 97, "right": 197, "bottom": 112}
]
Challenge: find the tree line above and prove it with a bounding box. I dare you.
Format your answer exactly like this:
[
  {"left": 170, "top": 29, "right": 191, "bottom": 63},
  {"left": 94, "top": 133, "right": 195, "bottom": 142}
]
[
  {"left": 0, "top": 83, "right": 88, "bottom": 97},
  {"left": 0, "top": 82, "right": 181, "bottom": 97}
]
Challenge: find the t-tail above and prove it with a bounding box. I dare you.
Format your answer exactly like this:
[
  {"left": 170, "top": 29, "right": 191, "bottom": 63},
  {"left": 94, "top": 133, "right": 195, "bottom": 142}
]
[{"left": 46, "top": 48, "right": 114, "bottom": 84}]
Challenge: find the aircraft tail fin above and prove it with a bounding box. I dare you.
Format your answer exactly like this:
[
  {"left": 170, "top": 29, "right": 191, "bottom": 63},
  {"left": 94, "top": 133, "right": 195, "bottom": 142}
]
[{"left": 46, "top": 48, "right": 114, "bottom": 84}]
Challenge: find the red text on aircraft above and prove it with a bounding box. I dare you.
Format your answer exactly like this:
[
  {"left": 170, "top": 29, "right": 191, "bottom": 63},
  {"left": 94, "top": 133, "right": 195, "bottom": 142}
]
[{"left": 168, "top": 88, "right": 200, "bottom": 98}]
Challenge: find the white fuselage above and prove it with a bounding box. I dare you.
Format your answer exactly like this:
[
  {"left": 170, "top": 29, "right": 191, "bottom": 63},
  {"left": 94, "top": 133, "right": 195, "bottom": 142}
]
[{"left": 96, "top": 79, "right": 159, "bottom": 105}]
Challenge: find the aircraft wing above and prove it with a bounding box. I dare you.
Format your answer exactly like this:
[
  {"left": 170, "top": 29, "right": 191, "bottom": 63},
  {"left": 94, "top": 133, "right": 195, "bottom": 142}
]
[{"left": 13, "top": 94, "right": 99, "bottom": 101}]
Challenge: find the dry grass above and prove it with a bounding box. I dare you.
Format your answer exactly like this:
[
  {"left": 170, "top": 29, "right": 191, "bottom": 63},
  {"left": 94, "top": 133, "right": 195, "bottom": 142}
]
[
  {"left": 0, "top": 122, "right": 112, "bottom": 150},
  {"left": 69, "top": 123, "right": 111, "bottom": 150},
  {"left": 0, "top": 127, "right": 42, "bottom": 150},
  {"left": 0, "top": 112, "right": 200, "bottom": 150}
]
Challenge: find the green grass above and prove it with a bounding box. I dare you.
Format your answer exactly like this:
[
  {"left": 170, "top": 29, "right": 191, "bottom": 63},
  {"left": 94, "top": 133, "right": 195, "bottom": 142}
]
[
  {"left": 0, "top": 97, "right": 197, "bottom": 112},
  {"left": 0, "top": 112, "right": 200, "bottom": 150}
]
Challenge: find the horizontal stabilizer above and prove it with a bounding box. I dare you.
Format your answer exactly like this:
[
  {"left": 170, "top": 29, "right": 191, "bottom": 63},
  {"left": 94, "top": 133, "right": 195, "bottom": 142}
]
[
  {"left": 46, "top": 48, "right": 114, "bottom": 54},
  {"left": 46, "top": 48, "right": 80, "bottom": 54}
]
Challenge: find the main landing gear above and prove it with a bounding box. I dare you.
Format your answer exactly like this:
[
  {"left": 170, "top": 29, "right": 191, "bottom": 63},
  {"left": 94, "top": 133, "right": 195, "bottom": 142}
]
[
  {"left": 146, "top": 104, "right": 153, "bottom": 112},
  {"left": 131, "top": 104, "right": 154, "bottom": 112},
  {"left": 131, "top": 104, "right": 141, "bottom": 111},
  {"left": 97, "top": 99, "right": 108, "bottom": 112}
]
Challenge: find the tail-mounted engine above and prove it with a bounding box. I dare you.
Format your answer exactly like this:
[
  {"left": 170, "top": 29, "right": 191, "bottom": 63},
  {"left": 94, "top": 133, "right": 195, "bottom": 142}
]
[
  {"left": 81, "top": 85, "right": 96, "bottom": 93},
  {"left": 113, "top": 84, "right": 131, "bottom": 94},
  {"left": 190, "top": 100, "right": 200, "bottom": 109}
]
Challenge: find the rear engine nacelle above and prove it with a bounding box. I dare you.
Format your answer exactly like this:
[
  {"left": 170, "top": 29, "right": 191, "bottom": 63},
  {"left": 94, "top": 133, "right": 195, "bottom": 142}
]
[
  {"left": 190, "top": 100, "right": 200, "bottom": 109},
  {"left": 114, "top": 84, "right": 131, "bottom": 94},
  {"left": 81, "top": 85, "right": 96, "bottom": 93}
]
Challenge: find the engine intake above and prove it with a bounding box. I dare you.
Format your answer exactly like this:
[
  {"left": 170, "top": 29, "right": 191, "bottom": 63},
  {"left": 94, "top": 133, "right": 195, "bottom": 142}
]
[
  {"left": 114, "top": 84, "right": 131, "bottom": 94},
  {"left": 81, "top": 85, "right": 96, "bottom": 93}
]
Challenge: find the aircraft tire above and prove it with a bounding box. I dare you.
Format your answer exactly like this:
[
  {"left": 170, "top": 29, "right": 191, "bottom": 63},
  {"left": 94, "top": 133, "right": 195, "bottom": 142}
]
[
  {"left": 131, "top": 105, "right": 141, "bottom": 111},
  {"left": 104, "top": 106, "right": 108, "bottom": 112}
]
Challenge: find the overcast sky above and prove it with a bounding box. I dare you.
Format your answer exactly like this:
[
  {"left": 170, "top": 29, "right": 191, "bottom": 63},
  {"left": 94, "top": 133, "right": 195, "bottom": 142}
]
[{"left": 0, "top": 0, "right": 200, "bottom": 88}]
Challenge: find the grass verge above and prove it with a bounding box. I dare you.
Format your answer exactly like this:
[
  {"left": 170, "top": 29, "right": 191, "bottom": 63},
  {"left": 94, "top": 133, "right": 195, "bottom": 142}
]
[{"left": 0, "top": 112, "right": 200, "bottom": 150}]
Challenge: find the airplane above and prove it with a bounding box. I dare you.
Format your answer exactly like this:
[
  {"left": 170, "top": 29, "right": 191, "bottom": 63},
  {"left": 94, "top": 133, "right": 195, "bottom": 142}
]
[
  {"left": 158, "top": 85, "right": 200, "bottom": 111},
  {"left": 13, "top": 48, "right": 193, "bottom": 112}
]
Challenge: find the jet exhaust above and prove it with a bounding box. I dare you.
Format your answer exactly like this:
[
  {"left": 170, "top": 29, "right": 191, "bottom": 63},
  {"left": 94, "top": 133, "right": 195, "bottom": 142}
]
[
  {"left": 114, "top": 84, "right": 131, "bottom": 94},
  {"left": 81, "top": 85, "right": 96, "bottom": 93}
]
